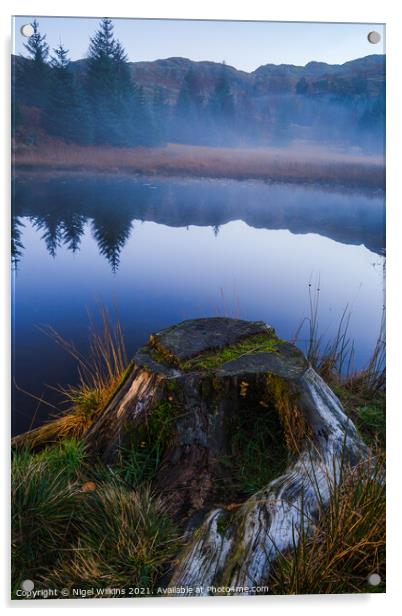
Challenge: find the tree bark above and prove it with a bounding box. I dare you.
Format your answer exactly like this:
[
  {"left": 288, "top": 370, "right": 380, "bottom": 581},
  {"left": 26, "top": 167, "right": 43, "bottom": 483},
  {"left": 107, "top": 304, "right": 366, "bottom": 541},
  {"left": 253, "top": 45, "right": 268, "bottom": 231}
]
[{"left": 82, "top": 317, "right": 369, "bottom": 594}]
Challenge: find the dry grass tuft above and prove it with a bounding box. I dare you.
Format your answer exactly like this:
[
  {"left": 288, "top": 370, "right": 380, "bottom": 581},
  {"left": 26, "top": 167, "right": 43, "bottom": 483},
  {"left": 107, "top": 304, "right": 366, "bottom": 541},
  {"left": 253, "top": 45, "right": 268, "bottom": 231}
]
[
  {"left": 12, "top": 306, "right": 130, "bottom": 449},
  {"left": 11, "top": 441, "right": 180, "bottom": 596},
  {"left": 45, "top": 483, "right": 180, "bottom": 592},
  {"left": 269, "top": 452, "right": 385, "bottom": 594}
]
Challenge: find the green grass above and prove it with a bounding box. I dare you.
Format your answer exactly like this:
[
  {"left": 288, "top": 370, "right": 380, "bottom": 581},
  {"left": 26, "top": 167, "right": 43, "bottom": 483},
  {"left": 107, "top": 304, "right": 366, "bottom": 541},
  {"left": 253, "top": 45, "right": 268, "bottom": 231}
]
[
  {"left": 35, "top": 437, "right": 86, "bottom": 477},
  {"left": 11, "top": 438, "right": 181, "bottom": 599},
  {"left": 355, "top": 397, "right": 386, "bottom": 447},
  {"left": 332, "top": 384, "right": 385, "bottom": 448},
  {"left": 304, "top": 282, "right": 385, "bottom": 450},
  {"left": 181, "top": 333, "right": 280, "bottom": 372},
  {"left": 116, "top": 400, "right": 175, "bottom": 487},
  {"left": 46, "top": 482, "right": 180, "bottom": 593},
  {"left": 218, "top": 393, "right": 290, "bottom": 499},
  {"left": 11, "top": 441, "right": 82, "bottom": 593}
]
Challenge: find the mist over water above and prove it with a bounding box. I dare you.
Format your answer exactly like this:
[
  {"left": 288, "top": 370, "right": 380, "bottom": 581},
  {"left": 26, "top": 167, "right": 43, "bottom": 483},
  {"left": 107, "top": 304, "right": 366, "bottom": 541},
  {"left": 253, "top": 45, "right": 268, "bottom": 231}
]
[
  {"left": 12, "top": 175, "right": 385, "bottom": 435},
  {"left": 12, "top": 19, "right": 386, "bottom": 435}
]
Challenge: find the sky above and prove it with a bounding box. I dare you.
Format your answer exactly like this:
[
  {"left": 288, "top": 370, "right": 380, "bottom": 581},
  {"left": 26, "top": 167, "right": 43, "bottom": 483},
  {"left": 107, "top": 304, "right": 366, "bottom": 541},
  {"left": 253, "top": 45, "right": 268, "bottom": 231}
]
[{"left": 12, "top": 16, "right": 385, "bottom": 72}]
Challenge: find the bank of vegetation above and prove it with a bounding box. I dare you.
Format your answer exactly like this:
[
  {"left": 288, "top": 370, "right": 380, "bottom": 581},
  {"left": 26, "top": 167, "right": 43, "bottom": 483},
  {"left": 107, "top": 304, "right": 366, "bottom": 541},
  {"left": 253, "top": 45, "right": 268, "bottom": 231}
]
[
  {"left": 11, "top": 296, "right": 385, "bottom": 597},
  {"left": 13, "top": 142, "right": 385, "bottom": 190}
]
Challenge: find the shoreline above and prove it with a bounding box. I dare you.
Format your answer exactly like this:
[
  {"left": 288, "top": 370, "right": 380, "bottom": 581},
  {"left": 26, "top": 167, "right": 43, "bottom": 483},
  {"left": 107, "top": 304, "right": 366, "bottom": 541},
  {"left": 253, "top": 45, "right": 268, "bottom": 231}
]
[{"left": 12, "top": 142, "right": 385, "bottom": 191}]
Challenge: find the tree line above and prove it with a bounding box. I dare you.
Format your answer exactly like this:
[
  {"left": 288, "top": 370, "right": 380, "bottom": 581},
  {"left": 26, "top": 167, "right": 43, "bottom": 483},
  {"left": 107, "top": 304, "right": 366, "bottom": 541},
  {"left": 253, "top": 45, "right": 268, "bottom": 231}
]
[
  {"left": 14, "top": 18, "right": 236, "bottom": 148},
  {"left": 13, "top": 18, "right": 384, "bottom": 150}
]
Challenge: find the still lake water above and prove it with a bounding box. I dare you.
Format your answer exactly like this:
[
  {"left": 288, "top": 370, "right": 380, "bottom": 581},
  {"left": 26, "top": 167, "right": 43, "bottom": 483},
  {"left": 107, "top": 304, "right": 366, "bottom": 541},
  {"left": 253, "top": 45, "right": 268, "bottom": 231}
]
[{"left": 12, "top": 174, "right": 385, "bottom": 435}]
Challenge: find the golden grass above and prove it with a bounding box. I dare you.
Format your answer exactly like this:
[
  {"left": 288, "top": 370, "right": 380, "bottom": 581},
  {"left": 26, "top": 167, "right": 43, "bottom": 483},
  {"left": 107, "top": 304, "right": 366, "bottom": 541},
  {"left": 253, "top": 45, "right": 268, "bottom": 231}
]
[
  {"left": 12, "top": 307, "right": 130, "bottom": 450},
  {"left": 269, "top": 452, "right": 385, "bottom": 594},
  {"left": 43, "top": 483, "right": 180, "bottom": 593},
  {"left": 13, "top": 142, "right": 385, "bottom": 189}
]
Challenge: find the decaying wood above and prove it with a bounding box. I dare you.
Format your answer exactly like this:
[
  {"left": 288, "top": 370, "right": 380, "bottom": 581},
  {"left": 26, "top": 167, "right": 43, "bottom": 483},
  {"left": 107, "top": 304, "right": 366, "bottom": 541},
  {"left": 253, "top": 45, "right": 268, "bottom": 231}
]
[
  {"left": 84, "top": 366, "right": 165, "bottom": 461},
  {"left": 17, "top": 316, "right": 370, "bottom": 595},
  {"left": 169, "top": 366, "right": 368, "bottom": 594},
  {"left": 84, "top": 318, "right": 369, "bottom": 595}
]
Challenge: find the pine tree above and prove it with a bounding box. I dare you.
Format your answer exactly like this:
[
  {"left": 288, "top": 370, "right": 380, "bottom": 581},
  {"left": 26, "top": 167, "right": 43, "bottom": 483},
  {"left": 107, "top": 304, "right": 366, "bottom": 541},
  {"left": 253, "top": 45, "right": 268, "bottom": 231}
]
[
  {"left": 45, "top": 44, "right": 75, "bottom": 138},
  {"left": 86, "top": 18, "right": 124, "bottom": 100},
  {"left": 18, "top": 19, "right": 50, "bottom": 107},
  {"left": 11, "top": 101, "right": 23, "bottom": 140},
  {"left": 44, "top": 44, "right": 93, "bottom": 144},
  {"left": 23, "top": 19, "right": 49, "bottom": 63},
  {"left": 176, "top": 69, "right": 203, "bottom": 116},
  {"left": 85, "top": 17, "right": 155, "bottom": 146}
]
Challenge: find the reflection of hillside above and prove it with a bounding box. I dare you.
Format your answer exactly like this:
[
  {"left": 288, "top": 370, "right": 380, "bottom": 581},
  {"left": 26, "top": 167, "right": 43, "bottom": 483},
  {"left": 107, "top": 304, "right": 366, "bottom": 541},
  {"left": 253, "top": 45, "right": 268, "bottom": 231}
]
[{"left": 12, "top": 175, "right": 385, "bottom": 269}]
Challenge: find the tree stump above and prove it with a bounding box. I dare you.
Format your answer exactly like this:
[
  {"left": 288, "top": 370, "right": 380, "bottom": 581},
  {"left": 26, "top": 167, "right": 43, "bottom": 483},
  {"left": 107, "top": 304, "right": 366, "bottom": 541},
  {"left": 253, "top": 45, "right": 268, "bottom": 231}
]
[{"left": 84, "top": 317, "right": 369, "bottom": 594}]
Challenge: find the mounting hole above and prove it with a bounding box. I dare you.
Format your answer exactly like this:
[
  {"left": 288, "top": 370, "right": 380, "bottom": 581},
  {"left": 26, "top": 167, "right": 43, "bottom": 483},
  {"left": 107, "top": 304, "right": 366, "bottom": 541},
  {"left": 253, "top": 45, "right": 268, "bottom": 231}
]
[
  {"left": 367, "top": 573, "right": 381, "bottom": 586},
  {"left": 20, "top": 24, "right": 34, "bottom": 38},
  {"left": 21, "top": 579, "right": 34, "bottom": 592},
  {"left": 367, "top": 31, "right": 381, "bottom": 44}
]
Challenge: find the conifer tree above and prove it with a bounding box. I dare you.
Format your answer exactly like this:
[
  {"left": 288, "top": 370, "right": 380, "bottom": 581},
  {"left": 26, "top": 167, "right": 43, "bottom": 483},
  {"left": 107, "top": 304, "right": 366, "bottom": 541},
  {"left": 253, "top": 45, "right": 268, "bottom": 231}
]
[
  {"left": 176, "top": 69, "right": 203, "bottom": 116},
  {"left": 45, "top": 43, "right": 93, "bottom": 144},
  {"left": 18, "top": 19, "right": 50, "bottom": 107},
  {"left": 86, "top": 18, "right": 126, "bottom": 100},
  {"left": 85, "top": 17, "right": 155, "bottom": 146},
  {"left": 23, "top": 19, "right": 49, "bottom": 63}
]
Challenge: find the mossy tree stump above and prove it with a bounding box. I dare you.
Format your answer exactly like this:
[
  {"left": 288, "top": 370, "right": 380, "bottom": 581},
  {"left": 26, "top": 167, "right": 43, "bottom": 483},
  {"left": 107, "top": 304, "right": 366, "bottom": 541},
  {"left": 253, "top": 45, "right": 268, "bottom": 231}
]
[{"left": 84, "top": 317, "right": 369, "bottom": 594}]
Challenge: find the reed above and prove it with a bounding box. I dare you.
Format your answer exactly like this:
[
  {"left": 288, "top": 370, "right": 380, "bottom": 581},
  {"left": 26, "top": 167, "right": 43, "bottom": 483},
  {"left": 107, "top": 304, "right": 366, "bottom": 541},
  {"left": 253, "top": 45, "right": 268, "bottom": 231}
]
[{"left": 294, "top": 279, "right": 385, "bottom": 397}]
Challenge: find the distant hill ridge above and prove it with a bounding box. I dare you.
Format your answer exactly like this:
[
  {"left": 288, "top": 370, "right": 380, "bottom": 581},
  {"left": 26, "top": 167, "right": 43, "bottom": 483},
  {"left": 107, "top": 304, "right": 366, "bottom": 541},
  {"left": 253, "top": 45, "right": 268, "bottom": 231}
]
[
  {"left": 12, "top": 52, "right": 385, "bottom": 149},
  {"left": 113, "top": 54, "right": 385, "bottom": 100},
  {"left": 13, "top": 53, "right": 385, "bottom": 102}
]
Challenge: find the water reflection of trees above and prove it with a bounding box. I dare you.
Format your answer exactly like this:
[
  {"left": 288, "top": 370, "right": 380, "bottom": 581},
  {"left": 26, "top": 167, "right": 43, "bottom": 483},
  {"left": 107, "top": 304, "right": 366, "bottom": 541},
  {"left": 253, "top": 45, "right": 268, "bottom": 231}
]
[
  {"left": 23, "top": 209, "right": 133, "bottom": 273},
  {"left": 12, "top": 176, "right": 385, "bottom": 271},
  {"left": 29, "top": 210, "right": 88, "bottom": 259},
  {"left": 13, "top": 178, "right": 137, "bottom": 271},
  {"left": 91, "top": 213, "right": 133, "bottom": 272},
  {"left": 11, "top": 215, "right": 24, "bottom": 268}
]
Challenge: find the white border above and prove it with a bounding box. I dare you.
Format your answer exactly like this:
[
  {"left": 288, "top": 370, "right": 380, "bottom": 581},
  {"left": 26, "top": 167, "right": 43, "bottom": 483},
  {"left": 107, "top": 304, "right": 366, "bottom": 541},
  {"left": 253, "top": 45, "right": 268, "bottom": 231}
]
[{"left": 2, "top": 1, "right": 401, "bottom": 614}]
